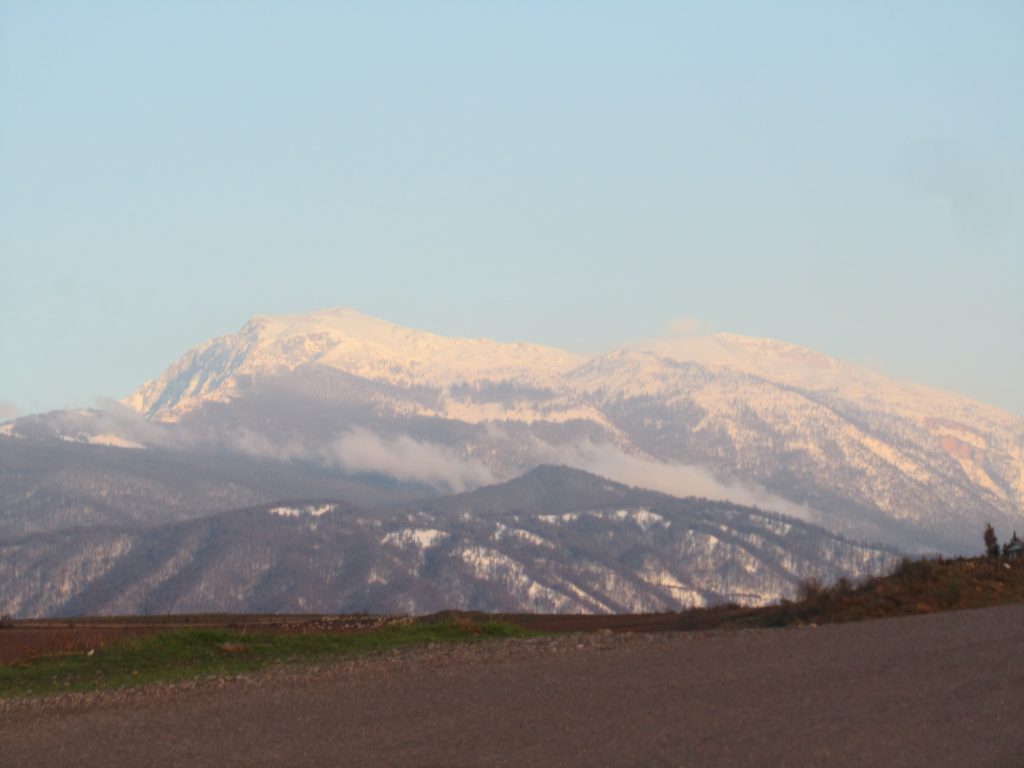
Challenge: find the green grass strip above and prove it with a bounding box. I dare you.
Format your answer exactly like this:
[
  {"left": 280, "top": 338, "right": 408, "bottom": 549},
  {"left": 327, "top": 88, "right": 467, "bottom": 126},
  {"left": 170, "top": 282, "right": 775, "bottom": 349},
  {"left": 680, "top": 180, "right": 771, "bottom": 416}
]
[{"left": 0, "top": 620, "right": 530, "bottom": 699}]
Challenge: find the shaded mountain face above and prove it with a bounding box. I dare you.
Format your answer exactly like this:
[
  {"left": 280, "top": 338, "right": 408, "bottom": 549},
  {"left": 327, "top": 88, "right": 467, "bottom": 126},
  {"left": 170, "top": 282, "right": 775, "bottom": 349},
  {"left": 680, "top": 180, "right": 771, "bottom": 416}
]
[
  {"left": 6, "top": 307, "right": 1016, "bottom": 553},
  {"left": 0, "top": 467, "right": 899, "bottom": 618},
  {"left": 0, "top": 437, "right": 433, "bottom": 540}
]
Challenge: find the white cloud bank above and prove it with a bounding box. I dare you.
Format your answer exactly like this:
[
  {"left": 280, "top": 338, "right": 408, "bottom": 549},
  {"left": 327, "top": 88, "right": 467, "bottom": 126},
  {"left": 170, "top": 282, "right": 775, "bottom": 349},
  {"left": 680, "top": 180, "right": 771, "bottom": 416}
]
[
  {"left": 326, "top": 428, "right": 495, "bottom": 492},
  {"left": 225, "top": 426, "right": 495, "bottom": 493},
  {"left": 539, "top": 438, "right": 815, "bottom": 521},
  {"left": 15, "top": 398, "right": 814, "bottom": 518},
  {"left": 281, "top": 425, "right": 815, "bottom": 520},
  {"left": 226, "top": 424, "right": 813, "bottom": 516}
]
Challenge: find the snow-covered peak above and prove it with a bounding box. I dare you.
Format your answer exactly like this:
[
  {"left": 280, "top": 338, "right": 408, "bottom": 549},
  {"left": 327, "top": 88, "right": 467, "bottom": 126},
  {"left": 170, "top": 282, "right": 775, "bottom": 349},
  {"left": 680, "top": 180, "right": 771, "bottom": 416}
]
[
  {"left": 124, "top": 306, "right": 1020, "bottom": 442},
  {"left": 635, "top": 332, "right": 1017, "bottom": 430},
  {"left": 248, "top": 307, "right": 581, "bottom": 378},
  {"left": 643, "top": 333, "right": 839, "bottom": 376},
  {"left": 126, "top": 307, "right": 583, "bottom": 420}
]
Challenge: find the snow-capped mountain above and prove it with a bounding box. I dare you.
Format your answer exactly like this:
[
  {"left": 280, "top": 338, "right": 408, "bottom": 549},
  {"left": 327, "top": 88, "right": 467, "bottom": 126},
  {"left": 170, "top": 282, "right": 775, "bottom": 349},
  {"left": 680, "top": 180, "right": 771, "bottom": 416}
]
[
  {"left": 0, "top": 467, "right": 899, "bottom": 617},
  {"left": 4, "top": 307, "right": 1022, "bottom": 553},
  {"left": 125, "top": 308, "right": 583, "bottom": 421}
]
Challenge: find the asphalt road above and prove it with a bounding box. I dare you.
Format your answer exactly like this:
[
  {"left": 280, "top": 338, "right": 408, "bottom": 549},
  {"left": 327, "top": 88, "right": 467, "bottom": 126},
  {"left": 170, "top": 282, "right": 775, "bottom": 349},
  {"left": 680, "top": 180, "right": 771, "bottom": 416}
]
[{"left": 4, "top": 604, "right": 1023, "bottom": 767}]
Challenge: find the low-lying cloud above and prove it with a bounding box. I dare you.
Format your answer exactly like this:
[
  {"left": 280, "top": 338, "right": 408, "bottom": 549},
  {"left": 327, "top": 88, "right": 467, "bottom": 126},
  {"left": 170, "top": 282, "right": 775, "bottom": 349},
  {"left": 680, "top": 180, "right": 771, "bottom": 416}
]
[
  {"left": 3, "top": 397, "right": 191, "bottom": 449},
  {"left": 226, "top": 425, "right": 813, "bottom": 517},
  {"left": 539, "top": 438, "right": 815, "bottom": 521},
  {"left": 224, "top": 426, "right": 495, "bottom": 493},
  {"left": 327, "top": 428, "right": 495, "bottom": 492},
  {"left": 13, "top": 399, "right": 815, "bottom": 518}
]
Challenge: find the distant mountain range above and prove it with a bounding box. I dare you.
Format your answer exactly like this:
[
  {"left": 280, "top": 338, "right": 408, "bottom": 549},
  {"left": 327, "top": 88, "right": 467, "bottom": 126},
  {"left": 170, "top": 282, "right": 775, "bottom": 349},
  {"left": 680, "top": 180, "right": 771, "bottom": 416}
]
[
  {"left": 5, "top": 307, "right": 1019, "bottom": 553},
  {"left": 2, "top": 308, "right": 1021, "bottom": 617},
  {"left": 0, "top": 466, "right": 899, "bottom": 617}
]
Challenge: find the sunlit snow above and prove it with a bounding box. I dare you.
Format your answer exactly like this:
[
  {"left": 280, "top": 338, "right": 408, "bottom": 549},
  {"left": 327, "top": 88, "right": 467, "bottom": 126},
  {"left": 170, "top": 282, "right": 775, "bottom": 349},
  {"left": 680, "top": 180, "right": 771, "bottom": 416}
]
[{"left": 268, "top": 504, "right": 335, "bottom": 518}]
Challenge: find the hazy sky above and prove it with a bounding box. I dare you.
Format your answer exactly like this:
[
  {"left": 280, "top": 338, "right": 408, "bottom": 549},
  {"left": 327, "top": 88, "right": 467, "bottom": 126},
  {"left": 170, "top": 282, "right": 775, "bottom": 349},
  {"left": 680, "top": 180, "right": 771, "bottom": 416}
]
[{"left": 1, "top": 1, "right": 1021, "bottom": 417}]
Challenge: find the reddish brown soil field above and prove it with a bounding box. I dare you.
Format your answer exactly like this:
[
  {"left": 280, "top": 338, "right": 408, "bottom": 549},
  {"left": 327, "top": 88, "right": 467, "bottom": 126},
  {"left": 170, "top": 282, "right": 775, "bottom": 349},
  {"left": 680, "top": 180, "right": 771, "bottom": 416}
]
[
  {"left": 0, "top": 614, "right": 407, "bottom": 665},
  {"left": 0, "top": 625, "right": 156, "bottom": 665},
  {"left": 485, "top": 610, "right": 698, "bottom": 633},
  {"left": 0, "top": 611, "right": 707, "bottom": 666},
  {"left": 0, "top": 610, "right": 690, "bottom": 665}
]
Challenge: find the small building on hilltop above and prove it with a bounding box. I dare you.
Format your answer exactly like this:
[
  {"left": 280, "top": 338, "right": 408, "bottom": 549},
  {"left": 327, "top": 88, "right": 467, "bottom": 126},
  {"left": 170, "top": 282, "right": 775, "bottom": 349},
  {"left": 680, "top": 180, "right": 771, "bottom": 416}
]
[{"left": 1004, "top": 534, "right": 1024, "bottom": 561}]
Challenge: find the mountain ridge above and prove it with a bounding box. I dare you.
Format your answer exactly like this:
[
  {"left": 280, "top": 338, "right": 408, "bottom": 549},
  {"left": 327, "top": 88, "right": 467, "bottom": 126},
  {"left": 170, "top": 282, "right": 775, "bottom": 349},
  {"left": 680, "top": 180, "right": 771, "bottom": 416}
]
[
  {"left": 125, "top": 307, "right": 1018, "bottom": 426},
  {"left": 0, "top": 465, "right": 900, "bottom": 618},
  {"left": 4, "top": 307, "right": 1022, "bottom": 553}
]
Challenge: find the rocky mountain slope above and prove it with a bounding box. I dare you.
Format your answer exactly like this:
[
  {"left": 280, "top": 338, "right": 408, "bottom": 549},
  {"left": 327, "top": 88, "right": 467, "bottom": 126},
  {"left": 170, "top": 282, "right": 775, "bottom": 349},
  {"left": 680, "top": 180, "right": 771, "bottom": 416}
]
[
  {"left": 0, "top": 437, "right": 428, "bottom": 540},
  {"left": 0, "top": 467, "right": 899, "bottom": 618}
]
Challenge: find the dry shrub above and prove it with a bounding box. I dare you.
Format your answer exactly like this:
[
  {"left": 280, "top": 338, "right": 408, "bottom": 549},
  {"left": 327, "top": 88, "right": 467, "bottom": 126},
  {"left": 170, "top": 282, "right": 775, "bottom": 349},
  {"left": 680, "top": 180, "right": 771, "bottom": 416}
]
[
  {"left": 893, "top": 557, "right": 938, "bottom": 582},
  {"left": 797, "top": 577, "right": 825, "bottom": 602}
]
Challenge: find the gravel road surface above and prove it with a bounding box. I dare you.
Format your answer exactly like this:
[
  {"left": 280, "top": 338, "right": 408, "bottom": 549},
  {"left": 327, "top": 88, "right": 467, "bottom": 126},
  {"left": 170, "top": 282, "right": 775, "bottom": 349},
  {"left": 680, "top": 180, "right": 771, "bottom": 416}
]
[{"left": 4, "top": 604, "right": 1023, "bottom": 767}]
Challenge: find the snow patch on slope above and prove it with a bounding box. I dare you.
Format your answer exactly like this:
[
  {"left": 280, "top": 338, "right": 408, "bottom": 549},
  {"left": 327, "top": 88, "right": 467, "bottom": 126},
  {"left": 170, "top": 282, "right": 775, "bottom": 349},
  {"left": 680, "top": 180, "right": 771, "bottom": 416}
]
[
  {"left": 383, "top": 528, "right": 449, "bottom": 550},
  {"left": 492, "top": 523, "right": 555, "bottom": 548},
  {"left": 87, "top": 433, "right": 146, "bottom": 449},
  {"left": 610, "top": 508, "right": 667, "bottom": 531},
  {"left": 269, "top": 504, "right": 335, "bottom": 518}
]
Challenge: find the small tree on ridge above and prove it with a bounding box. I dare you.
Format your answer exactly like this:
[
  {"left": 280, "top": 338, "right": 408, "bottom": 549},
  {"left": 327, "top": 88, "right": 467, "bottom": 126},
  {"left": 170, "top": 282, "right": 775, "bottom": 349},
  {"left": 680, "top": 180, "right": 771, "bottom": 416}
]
[{"left": 983, "top": 523, "right": 999, "bottom": 559}]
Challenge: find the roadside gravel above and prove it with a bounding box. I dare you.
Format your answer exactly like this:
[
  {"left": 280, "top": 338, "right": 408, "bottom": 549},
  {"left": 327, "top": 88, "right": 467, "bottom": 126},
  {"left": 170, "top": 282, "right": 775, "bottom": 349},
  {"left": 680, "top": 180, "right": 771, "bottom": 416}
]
[
  {"left": 0, "top": 628, "right": 652, "bottom": 714},
  {"left": 4, "top": 605, "right": 1023, "bottom": 767}
]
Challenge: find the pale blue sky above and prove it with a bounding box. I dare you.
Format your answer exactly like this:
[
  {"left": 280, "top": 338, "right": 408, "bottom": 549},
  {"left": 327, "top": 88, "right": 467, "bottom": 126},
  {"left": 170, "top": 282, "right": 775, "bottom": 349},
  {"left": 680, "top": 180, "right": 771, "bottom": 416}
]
[{"left": 1, "top": 1, "right": 1022, "bottom": 416}]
